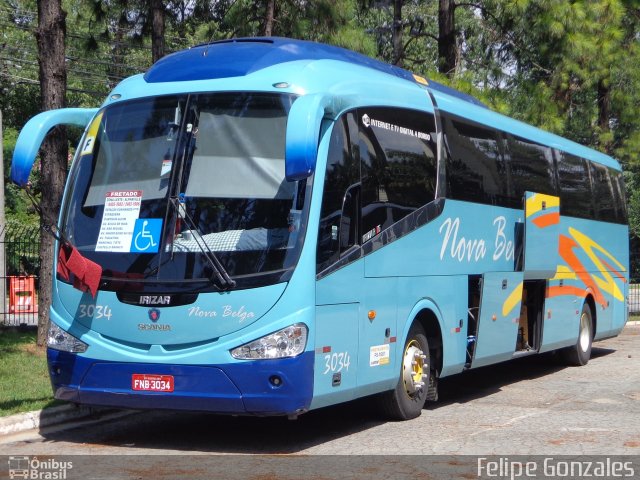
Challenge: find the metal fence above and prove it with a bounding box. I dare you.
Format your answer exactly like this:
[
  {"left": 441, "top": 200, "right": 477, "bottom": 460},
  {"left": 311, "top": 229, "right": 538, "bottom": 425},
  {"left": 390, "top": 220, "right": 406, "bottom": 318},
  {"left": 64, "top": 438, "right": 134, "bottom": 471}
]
[
  {"left": 0, "top": 223, "right": 40, "bottom": 327},
  {"left": 629, "top": 237, "right": 640, "bottom": 316}
]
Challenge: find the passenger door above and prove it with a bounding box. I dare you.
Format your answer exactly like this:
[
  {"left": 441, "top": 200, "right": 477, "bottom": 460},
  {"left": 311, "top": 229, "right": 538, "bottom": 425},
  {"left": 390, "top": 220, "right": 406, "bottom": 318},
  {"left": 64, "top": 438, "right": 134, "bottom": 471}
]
[{"left": 313, "top": 113, "right": 362, "bottom": 409}]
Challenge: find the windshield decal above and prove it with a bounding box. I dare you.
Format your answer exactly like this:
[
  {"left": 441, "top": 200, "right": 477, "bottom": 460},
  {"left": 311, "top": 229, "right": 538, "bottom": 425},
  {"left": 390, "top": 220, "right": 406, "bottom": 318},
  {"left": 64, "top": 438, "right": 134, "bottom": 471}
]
[
  {"left": 80, "top": 111, "right": 103, "bottom": 156},
  {"left": 131, "top": 219, "right": 162, "bottom": 253},
  {"left": 95, "top": 190, "right": 143, "bottom": 252}
]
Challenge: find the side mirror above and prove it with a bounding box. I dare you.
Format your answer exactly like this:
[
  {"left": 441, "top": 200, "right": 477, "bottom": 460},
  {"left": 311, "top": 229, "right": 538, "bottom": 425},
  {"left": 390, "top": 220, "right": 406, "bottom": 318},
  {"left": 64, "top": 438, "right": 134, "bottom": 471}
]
[
  {"left": 285, "top": 94, "right": 333, "bottom": 181},
  {"left": 11, "top": 108, "right": 99, "bottom": 186}
]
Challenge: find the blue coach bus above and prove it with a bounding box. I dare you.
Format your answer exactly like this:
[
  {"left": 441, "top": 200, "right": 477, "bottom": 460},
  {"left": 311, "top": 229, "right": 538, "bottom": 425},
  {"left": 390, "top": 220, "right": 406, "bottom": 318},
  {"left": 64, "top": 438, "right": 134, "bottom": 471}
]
[{"left": 12, "top": 38, "right": 628, "bottom": 420}]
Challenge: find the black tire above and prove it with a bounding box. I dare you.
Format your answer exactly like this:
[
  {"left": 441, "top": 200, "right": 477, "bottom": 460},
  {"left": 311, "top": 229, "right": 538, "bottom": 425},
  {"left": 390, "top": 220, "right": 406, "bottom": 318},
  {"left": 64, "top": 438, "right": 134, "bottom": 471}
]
[
  {"left": 560, "top": 303, "right": 593, "bottom": 366},
  {"left": 377, "top": 323, "right": 430, "bottom": 420}
]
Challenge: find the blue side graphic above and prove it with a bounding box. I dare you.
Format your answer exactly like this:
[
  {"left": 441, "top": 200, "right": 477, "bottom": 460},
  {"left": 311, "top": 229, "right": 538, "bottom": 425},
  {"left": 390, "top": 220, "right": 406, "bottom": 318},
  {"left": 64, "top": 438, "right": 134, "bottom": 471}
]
[{"left": 130, "top": 219, "right": 162, "bottom": 253}]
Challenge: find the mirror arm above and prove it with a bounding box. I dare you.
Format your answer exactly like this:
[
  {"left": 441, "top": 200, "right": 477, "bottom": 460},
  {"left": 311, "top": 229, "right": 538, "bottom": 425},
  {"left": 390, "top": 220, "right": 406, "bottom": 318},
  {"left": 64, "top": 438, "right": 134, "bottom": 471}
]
[
  {"left": 285, "top": 94, "right": 342, "bottom": 181},
  {"left": 11, "top": 108, "right": 99, "bottom": 186}
]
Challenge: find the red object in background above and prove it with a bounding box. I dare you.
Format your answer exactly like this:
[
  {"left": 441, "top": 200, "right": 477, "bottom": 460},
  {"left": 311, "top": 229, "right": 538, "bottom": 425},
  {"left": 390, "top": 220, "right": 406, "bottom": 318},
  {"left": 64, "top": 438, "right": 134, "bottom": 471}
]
[{"left": 9, "top": 276, "right": 38, "bottom": 313}]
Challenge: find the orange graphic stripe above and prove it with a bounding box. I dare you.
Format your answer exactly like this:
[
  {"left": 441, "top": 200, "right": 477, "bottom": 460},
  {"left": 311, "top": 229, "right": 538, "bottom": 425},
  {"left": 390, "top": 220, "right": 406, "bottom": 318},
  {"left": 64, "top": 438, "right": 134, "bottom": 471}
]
[
  {"left": 547, "top": 285, "right": 588, "bottom": 299},
  {"left": 532, "top": 212, "right": 560, "bottom": 228},
  {"left": 558, "top": 234, "right": 606, "bottom": 307}
]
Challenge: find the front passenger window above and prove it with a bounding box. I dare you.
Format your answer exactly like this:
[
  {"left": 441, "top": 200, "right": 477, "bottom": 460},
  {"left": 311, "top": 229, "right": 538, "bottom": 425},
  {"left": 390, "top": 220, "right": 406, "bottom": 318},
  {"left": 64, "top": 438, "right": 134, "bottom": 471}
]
[{"left": 317, "top": 115, "right": 360, "bottom": 273}]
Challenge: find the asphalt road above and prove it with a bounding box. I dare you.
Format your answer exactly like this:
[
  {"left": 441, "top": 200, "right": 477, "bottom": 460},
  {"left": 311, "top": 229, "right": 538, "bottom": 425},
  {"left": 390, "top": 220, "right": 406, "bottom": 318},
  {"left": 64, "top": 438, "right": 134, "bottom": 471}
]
[{"left": 1, "top": 324, "right": 639, "bottom": 478}]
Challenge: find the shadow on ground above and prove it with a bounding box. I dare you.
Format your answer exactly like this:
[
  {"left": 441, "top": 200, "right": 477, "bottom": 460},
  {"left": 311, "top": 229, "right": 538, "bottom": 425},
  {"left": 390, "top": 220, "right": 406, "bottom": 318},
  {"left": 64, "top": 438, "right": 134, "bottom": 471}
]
[{"left": 38, "top": 347, "right": 615, "bottom": 454}]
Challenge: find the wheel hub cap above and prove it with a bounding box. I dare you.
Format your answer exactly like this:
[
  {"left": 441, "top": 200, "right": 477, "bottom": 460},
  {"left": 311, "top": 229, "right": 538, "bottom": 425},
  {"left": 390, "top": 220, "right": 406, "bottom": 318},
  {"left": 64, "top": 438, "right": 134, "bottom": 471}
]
[{"left": 402, "top": 340, "right": 427, "bottom": 397}]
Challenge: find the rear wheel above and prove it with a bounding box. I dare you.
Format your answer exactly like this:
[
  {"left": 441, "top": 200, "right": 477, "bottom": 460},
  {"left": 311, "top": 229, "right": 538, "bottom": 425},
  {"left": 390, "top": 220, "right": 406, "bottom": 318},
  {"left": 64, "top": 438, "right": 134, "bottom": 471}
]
[
  {"left": 561, "top": 303, "right": 593, "bottom": 366},
  {"left": 378, "top": 323, "right": 429, "bottom": 420}
]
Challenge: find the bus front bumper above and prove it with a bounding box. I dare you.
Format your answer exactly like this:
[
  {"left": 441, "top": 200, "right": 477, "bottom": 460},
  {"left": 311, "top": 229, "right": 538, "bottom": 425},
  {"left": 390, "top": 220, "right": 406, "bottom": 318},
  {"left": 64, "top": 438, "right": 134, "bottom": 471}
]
[{"left": 47, "top": 349, "right": 314, "bottom": 416}]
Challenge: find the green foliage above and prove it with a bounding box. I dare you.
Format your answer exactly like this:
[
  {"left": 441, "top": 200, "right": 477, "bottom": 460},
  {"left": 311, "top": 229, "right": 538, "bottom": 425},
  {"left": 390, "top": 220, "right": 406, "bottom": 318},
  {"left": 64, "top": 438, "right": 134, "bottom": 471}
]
[
  {"left": 2, "top": 0, "right": 640, "bottom": 244},
  {"left": 2, "top": 125, "right": 39, "bottom": 226},
  {"left": 629, "top": 188, "right": 640, "bottom": 237}
]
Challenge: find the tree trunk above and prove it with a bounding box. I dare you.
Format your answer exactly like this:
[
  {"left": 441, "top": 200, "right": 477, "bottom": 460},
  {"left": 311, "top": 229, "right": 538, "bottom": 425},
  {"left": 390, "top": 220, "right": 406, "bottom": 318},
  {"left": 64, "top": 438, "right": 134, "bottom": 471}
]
[
  {"left": 36, "top": 0, "right": 68, "bottom": 348},
  {"left": 392, "top": 0, "right": 403, "bottom": 66},
  {"left": 438, "top": 0, "right": 456, "bottom": 76},
  {"left": 151, "top": 0, "right": 165, "bottom": 63},
  {"left": 263, "top": 0, "right": 276, "bottom": 37},
  {"left": 108, "top": 10, "right": 129, "bottom": 90},
  {"left": 597, "top": 78, "right": 611, "bottom": 150}
]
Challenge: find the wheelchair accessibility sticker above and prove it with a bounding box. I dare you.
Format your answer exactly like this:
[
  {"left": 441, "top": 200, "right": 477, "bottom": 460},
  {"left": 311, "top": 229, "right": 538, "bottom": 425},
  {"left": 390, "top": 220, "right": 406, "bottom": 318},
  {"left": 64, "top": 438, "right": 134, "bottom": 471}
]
[{"left": 131, "top": 219, "right": 162, "bottom": 253}]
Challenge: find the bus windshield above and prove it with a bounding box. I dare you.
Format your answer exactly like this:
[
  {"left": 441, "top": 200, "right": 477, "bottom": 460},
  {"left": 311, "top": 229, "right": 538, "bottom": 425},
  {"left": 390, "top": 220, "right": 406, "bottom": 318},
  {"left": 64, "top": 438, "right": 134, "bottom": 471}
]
[{"left": 60, "top": 92, "right": 309, "bottom": 292}]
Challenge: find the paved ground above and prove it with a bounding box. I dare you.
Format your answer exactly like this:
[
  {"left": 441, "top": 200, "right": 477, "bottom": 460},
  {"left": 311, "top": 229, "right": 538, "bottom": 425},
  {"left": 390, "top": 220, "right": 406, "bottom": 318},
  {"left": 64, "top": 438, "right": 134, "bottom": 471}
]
[
  {"left": 2, "top": 324, "right": 639, "bottom": 455},
  {"left": 1, "top": 325, "right": 638, "bottom": 478}
]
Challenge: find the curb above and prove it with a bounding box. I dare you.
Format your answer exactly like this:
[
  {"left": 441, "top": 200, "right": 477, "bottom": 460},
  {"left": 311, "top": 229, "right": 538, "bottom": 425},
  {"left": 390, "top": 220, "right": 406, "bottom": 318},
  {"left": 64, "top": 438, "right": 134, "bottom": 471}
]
[{"left": 0, "top": 404, "right": 119, "bottom": 437}]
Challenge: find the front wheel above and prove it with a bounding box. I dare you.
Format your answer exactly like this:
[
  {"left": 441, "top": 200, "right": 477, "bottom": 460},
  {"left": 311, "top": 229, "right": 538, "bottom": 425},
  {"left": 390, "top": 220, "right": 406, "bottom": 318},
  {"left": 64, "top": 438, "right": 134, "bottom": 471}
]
[
  {"left": 377, "top": 323, "right": 430, "bottom": 420},
  {"left": 560, "top": 303, "right": 593, "bottom": 366}
]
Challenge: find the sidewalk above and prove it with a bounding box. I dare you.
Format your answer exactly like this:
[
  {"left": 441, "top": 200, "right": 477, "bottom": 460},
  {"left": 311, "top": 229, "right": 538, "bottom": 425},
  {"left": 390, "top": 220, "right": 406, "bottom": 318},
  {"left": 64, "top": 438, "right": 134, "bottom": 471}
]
[{"left": 0, "top": 404, "right": 123, "bottom": 436}]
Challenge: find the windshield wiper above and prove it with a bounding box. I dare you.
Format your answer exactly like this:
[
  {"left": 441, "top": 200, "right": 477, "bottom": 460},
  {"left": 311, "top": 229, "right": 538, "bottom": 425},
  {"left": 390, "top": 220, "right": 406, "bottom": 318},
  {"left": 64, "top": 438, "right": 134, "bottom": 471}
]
[{"left": 169, "top": 196, "right": 236, "bottom": 290}]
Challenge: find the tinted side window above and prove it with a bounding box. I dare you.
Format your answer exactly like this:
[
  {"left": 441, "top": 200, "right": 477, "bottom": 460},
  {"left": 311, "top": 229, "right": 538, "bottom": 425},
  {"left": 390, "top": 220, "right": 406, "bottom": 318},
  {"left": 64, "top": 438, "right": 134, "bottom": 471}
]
[
  {"left": 442, "top": 114, "right": 508, "bottom": 206},
  {"left": 557, "top": 152, "right": 594, "bottom": 219},
  {"left": 589, "top": 163, "right": 618, "bottom": 223},
  {"left": 612, "top": 169, "right": 628, "bottom": 224},
  {"left": 506, "top": 135, "right": 556, "bottom": 203},
  {"left": 317, "top": 115, "right": 360, "bottom": 272},
  {"left": 359, "top": 107, "right": 437, "bottom": 242}
]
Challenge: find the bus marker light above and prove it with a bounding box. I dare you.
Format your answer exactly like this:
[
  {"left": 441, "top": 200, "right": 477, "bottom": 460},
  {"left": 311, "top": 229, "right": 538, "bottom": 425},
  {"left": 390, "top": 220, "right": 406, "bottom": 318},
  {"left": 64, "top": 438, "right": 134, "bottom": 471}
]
[
  {"left": 368, "top": 310, "right": 376, "bottom": 321},
  {"left": 492, "top": 314, "right": 497, "bottom": 321},
  {"left": 412, "top": 74, "right": 428, "bottom": 85}
]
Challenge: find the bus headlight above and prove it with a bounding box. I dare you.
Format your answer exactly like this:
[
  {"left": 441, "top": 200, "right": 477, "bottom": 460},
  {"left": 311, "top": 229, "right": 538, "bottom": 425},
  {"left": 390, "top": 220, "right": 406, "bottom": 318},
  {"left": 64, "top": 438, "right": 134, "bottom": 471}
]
[
  {"left": 231, "top": 323, "right": 308, "bottom": 360},
  {"left": 47, "top": 322, "right": 88, "bottom": 353}
]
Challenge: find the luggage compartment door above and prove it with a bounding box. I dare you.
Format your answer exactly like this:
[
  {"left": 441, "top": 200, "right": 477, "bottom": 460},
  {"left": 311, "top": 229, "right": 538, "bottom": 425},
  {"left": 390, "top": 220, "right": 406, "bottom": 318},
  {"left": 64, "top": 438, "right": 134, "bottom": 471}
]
[
  {"left": 471, "top": 272, "right": 523, "bottom": 368},
  {"left": 524, "top": 191, "right": 560, "bottom": 279}
]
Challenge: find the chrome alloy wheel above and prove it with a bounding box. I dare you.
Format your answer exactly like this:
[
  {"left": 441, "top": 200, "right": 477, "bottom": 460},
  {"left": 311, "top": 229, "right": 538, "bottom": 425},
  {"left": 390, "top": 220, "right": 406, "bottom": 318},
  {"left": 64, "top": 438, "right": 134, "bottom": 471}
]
[
  {"left": 579, "top": 310, "right": 591, "bottom": 352},
  {"left": 402, "top": 340, "right": 428, "bottom": 397}
]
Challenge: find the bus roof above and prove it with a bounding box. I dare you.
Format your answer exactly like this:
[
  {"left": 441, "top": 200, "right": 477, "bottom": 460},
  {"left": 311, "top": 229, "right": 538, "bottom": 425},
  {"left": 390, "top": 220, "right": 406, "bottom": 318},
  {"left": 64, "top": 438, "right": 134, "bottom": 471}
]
[
  {"left": 132, "top": 37, "right": 620, "bottom": 171},
  {"left": 144, "top": 37, "right": 485, "bottom": 106},
  {"left": 145, "top": 37, "right": 417, "bottom": 84}
]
